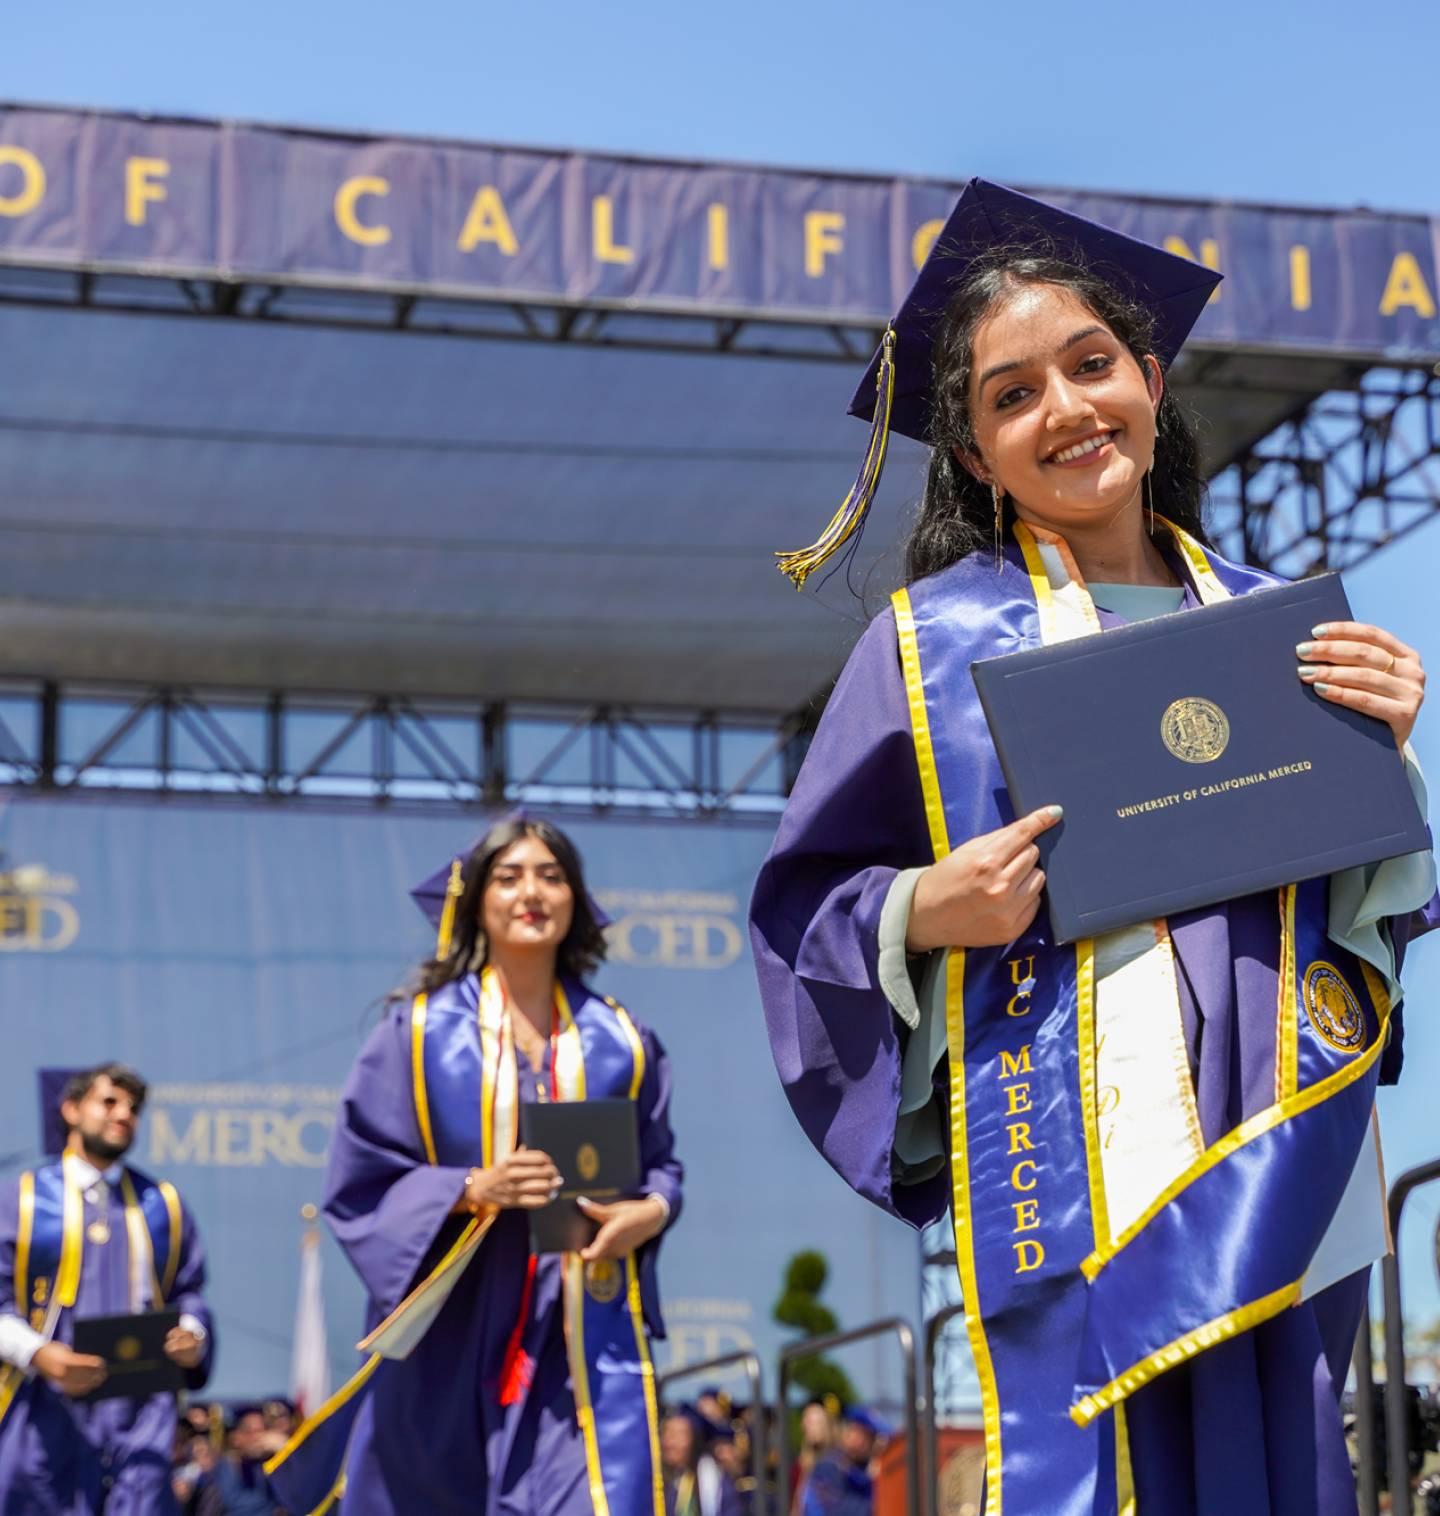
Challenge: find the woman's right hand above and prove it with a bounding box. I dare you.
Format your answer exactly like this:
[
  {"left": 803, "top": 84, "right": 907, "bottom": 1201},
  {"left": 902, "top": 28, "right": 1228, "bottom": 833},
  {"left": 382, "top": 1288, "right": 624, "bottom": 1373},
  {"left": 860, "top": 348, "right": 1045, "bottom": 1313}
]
[
  {"left": 458, "top": 1147, "right": 561, "bottom": 1213},
  {"left": 905, "top": 806, "right": 1063, "bottom": 952},
  {"left": 32, "top": 1342, "right": 107, "bottom": 1398}
]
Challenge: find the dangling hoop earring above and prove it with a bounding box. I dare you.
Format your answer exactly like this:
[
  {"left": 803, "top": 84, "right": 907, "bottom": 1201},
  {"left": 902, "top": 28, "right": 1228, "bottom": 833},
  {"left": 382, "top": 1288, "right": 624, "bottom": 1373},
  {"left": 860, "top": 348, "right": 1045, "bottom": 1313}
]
[
  {"left": 991, "top": 483, "right": 1005, "bottom": 571},
  {"left": 1143, "top": 461, "right": 1156, "bottom": 535}
]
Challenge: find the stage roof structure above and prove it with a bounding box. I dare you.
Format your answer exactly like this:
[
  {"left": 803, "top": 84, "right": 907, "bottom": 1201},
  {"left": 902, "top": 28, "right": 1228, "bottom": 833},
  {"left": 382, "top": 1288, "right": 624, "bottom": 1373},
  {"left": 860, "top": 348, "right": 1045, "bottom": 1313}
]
[{"left": 0, "top": 104, "right": 1435, "bottom": 811}]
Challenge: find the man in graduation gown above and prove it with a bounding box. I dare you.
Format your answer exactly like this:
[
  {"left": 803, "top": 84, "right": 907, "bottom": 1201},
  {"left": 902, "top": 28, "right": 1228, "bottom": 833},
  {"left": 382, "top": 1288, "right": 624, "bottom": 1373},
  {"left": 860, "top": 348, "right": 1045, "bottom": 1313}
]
[{"left": 0, "top": 1064, "right": 214, "bottom": 1513}]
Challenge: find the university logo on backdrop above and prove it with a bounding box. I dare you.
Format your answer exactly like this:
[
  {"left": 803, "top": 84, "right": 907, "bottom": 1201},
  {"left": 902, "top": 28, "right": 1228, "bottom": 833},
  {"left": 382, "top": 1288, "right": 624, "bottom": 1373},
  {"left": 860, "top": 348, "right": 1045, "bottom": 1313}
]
[
  {"left": 596, "top": 888, "right": 744, "bottom": 971},
  {"left": 0, "top": 860, "right": 79, "bottom": 952}
]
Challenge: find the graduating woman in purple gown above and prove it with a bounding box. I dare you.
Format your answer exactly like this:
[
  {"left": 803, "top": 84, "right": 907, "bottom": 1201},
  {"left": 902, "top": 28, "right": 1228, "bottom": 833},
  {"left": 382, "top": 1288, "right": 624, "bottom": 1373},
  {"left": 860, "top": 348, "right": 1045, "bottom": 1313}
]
[
  {"left": 267, "top": 817, "right": 683, "bottom": 1516},
  {"left": 751, "top": 180, "right": 1437, "bottom": 1516}
]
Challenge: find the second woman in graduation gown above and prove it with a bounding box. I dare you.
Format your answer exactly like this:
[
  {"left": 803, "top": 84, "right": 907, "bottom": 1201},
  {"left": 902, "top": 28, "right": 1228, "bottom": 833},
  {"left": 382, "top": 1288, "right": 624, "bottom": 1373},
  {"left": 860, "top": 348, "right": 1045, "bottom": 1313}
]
[{"left": 268, "top": 817, "right": 683, "bottom": 1516}]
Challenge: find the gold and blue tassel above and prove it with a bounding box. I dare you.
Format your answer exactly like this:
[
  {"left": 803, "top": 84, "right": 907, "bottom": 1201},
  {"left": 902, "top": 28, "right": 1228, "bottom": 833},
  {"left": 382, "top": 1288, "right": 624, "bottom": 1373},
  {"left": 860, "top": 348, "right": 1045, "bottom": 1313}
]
[
  {"left": 775, "top": 327, "right": 896, "bottom": 590},
  {"left": 435, "top": 858, "right": 464, "bottom": 960}
]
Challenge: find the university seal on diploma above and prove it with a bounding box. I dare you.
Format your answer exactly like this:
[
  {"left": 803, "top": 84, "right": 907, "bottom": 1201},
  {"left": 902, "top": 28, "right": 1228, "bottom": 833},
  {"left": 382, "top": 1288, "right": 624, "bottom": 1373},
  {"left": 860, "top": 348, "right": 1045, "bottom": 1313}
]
[{"left": 1161, "top": 696, "right": 1231, "bottom": 764}]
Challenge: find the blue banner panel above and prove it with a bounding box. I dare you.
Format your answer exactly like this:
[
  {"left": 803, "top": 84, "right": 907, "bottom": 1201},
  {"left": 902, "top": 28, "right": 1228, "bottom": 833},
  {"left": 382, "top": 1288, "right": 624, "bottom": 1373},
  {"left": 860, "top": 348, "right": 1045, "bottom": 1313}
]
[
  {"left": 0, "top": 105, "right": 1436, "bottom": 359},
  {"left": 0, "top": 796, "right": 920, "bottom": 1402}
]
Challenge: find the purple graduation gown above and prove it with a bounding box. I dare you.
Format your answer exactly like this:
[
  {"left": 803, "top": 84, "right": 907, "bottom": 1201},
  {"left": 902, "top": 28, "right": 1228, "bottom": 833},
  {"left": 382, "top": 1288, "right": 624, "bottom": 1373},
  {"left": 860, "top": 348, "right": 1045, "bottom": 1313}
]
[
  {"left": 325, "top": 994, "right": 683, "bottom": 1516},
  {"left": 0, "top": 1165, "right": 212, "bottom": 1516},
  {"left": 751, "top": 591, "right": 1436, "bottom": 1516}
]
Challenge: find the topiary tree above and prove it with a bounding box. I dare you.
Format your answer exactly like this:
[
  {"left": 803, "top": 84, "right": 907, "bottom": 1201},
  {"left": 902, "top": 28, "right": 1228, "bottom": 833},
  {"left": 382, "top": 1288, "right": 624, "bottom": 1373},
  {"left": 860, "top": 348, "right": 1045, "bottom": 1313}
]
[{"left": 773, "top": 1250, "right": 858, "bottom": 1416}]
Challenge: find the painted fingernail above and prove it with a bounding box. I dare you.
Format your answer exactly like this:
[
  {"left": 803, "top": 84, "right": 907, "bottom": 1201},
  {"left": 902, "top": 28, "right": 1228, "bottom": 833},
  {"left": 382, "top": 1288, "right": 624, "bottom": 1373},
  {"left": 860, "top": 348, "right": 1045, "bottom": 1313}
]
[
  {"left": 1313, "top": 682, "right": 1330, "bottom": 694},
  {"left": 1046, "top": 805, "right": 1064, "bottom": 820},
  {"left": 1297, "top": 665, "right": 1319, "bottom": 679},
  {"left": 1311, "top": 625, "right": 1331, "bottom": 637},
  {"left": 1295, "top": 642, "right": 1315, "bottom": 657}
]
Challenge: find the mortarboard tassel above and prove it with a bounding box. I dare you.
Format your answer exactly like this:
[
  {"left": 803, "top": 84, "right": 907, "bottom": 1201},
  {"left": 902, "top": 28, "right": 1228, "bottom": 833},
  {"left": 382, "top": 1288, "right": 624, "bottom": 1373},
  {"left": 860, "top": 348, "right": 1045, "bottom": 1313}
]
[
  {"left": 775, "top": 327, "right": 896, "bottom": 590},
  {"left": 434, "top": 858, "right": 464, "bottom": 960}
]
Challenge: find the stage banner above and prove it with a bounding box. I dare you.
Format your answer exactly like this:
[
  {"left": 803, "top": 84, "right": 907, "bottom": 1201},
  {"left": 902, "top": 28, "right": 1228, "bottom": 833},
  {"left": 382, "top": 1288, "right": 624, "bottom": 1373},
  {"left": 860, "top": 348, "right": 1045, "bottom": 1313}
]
[
  {"left": 0, "top": 104, "right": 1436, "bottom": 358},
  {"left": 0, "top": 795, "right": 921, "bottom": 1402}
]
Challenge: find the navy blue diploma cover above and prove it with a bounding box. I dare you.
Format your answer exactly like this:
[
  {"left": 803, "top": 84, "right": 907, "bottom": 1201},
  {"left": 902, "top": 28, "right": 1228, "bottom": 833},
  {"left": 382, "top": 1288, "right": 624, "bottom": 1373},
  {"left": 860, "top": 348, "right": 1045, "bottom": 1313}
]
[
  {"left": 518, "top": 1098, "right": 640, "bottom": 1254},
  {"left": 972, "top": 575, "right": 1429, "bottom": 943},
  {"left": 71, "top": 1309, "right": 183, "bottom": 1402}
]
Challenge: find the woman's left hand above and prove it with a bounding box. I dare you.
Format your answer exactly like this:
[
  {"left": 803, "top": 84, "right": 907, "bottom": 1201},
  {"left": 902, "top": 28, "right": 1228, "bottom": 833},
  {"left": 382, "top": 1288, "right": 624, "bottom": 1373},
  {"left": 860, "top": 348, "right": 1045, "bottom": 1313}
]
[
  {"left": 1298, "top": 621, "right": 1426, "bottom": 749},
  {"left": 577, "top": 1195, "right": 668, "bottom": 1263}
]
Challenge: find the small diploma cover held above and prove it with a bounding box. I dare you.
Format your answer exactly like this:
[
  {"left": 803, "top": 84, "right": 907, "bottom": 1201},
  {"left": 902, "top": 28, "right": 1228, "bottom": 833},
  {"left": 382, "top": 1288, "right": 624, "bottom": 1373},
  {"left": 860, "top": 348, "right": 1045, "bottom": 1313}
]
[
  {"left": 519, "top": 1098, "right": 641, "bottom": 1254},
  {"left": 972, "top": 574, "right": 1429, "bottom": 943},
  {"left": 71, "top": 1308, "right": 182, "bottom": 1402}
]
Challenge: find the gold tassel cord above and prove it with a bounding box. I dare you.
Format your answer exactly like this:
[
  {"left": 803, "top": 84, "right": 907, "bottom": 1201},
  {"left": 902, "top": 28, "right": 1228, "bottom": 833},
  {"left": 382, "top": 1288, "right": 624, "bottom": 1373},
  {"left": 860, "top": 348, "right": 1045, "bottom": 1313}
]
[
  {"left": 776, "top": 328, "right": 897, "bottom": 590},
  {"left": 435, "top": 858, "right": 464, "bottom": 960}
]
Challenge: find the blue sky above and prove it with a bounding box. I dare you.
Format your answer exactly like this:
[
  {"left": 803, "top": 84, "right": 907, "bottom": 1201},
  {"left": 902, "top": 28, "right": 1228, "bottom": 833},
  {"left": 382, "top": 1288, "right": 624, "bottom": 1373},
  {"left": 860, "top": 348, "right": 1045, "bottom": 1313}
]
[
  {"left": 3, "top": 0, "right": 1438, "bottom": 210},
  {"left": 6, "top": 0, "right": 1440, "bottom": 1326}
]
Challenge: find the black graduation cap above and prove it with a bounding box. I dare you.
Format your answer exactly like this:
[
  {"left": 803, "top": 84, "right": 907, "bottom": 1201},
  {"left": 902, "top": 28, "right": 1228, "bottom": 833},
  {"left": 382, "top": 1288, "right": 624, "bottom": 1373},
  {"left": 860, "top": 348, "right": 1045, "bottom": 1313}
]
[{"left": 776, "top": 177, "right": 1223, "bottom": 588}]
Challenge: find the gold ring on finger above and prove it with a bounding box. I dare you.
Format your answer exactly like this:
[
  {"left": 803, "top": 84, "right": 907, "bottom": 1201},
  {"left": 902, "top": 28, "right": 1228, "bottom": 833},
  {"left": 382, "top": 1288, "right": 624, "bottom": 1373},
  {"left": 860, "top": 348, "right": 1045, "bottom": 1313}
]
[{"left": 1383, "top": 652, "right": 1397, "bottom": 674}]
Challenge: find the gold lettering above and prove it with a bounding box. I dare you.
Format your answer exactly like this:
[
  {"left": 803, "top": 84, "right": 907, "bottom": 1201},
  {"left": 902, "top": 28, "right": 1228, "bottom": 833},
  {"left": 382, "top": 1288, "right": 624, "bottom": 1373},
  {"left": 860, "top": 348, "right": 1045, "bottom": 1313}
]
[
  {"left": 1006, "top": 1122, "right": 1035, "bottom": 1154},
  {"left": 592, "top": 195, "right": 635, "bottom": 265},
  {"left": 1011, "top": 1159, "right": 1038, "bottom": 1192},
  {"left": 605, "top": 912, "right": 742, "bottom": 970},
  {"left": 149, "top": 1110, "right": 210, "bottom": 1166},
  {"left": 250, "top": 1111, "right": 291, "bottom": 1166},
  {"left": 1289, "top": 245, "right": 1312, "bottom": 312},
  {"left": 1163, "top": 235, "right": 1222, "bottom": 302},
  {"left": 334, "top": 176, "right": 392, "bottom": 246},
  {"left": 1013, "top": 1239, "right": 1045, "bottom": 1273},
  {"left": 1008, "top": 955, "right": 1035, "bottom": 985},
  {"left": 999, "top": 1045, "right": 1033, "bottom": 1079},
  {"left": 1005, "top": 1082, "right": 1032, "bottom": 1116},
  {"left": 0, "top": 146, "right": 45, "bottom": 217},
  {"left": 1379, "top": 251, "right": 1437, "bottom": 318},
  {"left": 707, "top": 203, "right": 729, "bottom": 272},
  {"left": 1004, "top": 992, "right": 1033, "bottom": 1018},
  {"left": 911, "top": 217, "right": 944, "bottom": 271},
  {"left": 804, "top": 211, "right": 844, "bottom": 278},
  {"left": 211, "top": 1111, "right": 250, "bottom": 1166},
  {"left": 1012, "top": 1198, "right": 1040, "bottom": 1231},
  {"left": 456, "top": 185, "right": 518, "bottom": 255},
  {"left": 125, "top": 157, "right": 169, "bottom": 227},
  {"left": 1097, "top": 1085, "right": 1121, "bottom": 1117}
]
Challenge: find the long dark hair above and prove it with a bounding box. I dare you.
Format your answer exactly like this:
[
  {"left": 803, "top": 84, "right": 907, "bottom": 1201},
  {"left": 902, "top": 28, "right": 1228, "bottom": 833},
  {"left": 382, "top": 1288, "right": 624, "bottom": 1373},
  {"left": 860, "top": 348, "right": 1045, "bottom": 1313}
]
[
  {"left": 904, "top": 249, "right": 1210, "bottom": 584},
  {"left": 413, "top": 817, "right": 607, "bottom": 995}
]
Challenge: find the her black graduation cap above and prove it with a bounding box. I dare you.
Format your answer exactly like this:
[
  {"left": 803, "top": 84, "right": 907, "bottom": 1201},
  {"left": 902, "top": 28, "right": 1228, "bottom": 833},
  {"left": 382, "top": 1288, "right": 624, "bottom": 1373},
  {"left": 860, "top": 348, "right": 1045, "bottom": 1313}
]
[{"left": 775, "top": 178, "right": 1223, "bottom": 588}]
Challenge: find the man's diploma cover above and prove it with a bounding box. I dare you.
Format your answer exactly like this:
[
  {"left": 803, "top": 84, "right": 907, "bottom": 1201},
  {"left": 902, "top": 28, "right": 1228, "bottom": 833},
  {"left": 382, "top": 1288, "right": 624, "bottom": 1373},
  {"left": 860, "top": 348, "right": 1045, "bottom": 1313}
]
[
  {"left": 972, "top": 574, "right": 1429, "bottom": 943},
  {"left": 70, "top": 1309, "right": 182, "bottom": 1402},
  {"left": 519, "top": 1098, "right": 640, "bottom": 1253}
]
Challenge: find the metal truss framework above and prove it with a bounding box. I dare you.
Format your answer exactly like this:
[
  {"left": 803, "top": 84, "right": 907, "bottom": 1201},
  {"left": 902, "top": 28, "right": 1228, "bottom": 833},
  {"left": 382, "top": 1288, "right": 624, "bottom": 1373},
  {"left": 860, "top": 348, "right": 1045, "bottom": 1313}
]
[
  {"left": 1208, "top": 366, "right": 1440, "bottom": 578},
  {"left": 0, "top": 679, "right": 813, "bottom": 821}
]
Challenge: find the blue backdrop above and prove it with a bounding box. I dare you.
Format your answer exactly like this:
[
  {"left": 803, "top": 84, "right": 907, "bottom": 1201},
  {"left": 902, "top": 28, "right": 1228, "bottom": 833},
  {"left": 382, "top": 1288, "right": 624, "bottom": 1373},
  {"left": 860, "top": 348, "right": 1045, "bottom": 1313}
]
[{"left": 0, "top": 794, "right": 922, "bottom": 1402}]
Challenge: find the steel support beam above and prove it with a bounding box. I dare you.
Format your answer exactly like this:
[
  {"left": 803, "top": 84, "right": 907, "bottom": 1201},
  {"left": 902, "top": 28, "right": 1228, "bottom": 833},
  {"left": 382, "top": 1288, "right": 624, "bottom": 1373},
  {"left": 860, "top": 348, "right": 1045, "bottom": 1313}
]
[{"left": 0, "top": 679, "right": 798, "bottom": 820}]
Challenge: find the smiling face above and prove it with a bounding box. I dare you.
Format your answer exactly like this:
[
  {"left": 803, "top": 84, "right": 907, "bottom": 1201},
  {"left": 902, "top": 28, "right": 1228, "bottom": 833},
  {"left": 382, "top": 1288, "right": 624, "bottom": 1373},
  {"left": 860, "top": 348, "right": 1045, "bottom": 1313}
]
[
  {"left": 963, "top": 281, "right": 1162, "bottom": 536},
  {"left": 480, "top": 833, "right": 575, "bottom": 961}
]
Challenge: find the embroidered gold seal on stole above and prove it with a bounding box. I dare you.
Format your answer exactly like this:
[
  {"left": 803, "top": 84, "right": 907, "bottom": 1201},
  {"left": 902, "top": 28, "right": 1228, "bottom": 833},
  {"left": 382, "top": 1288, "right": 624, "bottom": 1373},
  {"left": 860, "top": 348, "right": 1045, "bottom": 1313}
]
[
  {"left": 1302, "top": 962, "right": 1367, "bottom": 1053},
  {"left": 1160, "top": 697, "right": 1231, "bottom": 763},
  {"left": 584, "top": 1257, "right": 622, "bottom": 1303}
]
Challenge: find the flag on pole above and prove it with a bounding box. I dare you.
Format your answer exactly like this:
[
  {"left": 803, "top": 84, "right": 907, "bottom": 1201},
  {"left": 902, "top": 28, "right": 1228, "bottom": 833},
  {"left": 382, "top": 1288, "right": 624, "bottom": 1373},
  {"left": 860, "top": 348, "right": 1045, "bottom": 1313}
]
[{"left": 289, "top": 1206, "right": 330, "bottom": 1419}]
